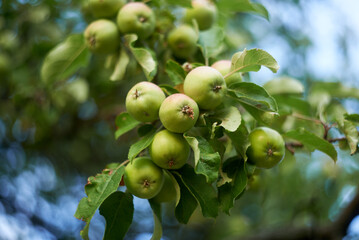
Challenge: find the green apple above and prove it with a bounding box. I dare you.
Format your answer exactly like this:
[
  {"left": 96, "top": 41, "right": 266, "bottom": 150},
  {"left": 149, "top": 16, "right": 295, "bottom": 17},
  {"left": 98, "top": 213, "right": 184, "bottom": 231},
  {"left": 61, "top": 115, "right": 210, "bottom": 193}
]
[
  {"left": 88, "top": 0, "right": 126, "bottom": 18},
  {"left": 124, "top": 157, "right": 164, "bottom": 199},
  {"left": 159, "top": 93, "right": 199, "bottom": 133},
  {"left": 150, "top": 130, "right": 190, "bottom": 169},
  {"left": 183, "top": 66, "right": 227, "bottom": 110},
  {"left": 168, "top": 25, "right": 198, "bottom": 59},
  {"left": 126, "top": 81, "right": 166, "bottom": 122},
  {"left": 211, "top": 60, "right": 242, "bottom": 87},
  {"left": 151, "top": 171, "right": 177, "bottom": 203},
  {"left": 84, "top": 19, "right": 120, "bottom": 54},
  {"left": 116, "top": 2, "right": 155, "bottom": 39},
  {"left": 247, "top": 127, "right": 285, "bottom": 169},
  {"left": 183, "top": 0, "right": 217, "bottom": 31}
]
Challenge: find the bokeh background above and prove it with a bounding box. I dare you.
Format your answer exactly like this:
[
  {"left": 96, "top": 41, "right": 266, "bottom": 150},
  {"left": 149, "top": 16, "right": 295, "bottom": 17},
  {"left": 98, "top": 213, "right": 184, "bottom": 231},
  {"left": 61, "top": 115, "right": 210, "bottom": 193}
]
[{"left": 0, "top": 0, "right": 359, "bottom": 239}]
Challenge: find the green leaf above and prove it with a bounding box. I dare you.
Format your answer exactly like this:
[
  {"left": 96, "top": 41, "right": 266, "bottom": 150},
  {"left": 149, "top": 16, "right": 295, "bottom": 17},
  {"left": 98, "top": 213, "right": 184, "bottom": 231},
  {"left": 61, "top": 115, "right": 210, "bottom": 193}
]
[
  {"left": 110, "top": 47, "right": 130, "bottom": 81},
  {"left": 274, "top": 95, "right": 312, "bottom": 116},
  {"left": 166, "top": 170, "right": 181, "bottom": 206},
  {"left": 137, "top": 124, "right": 155, "bottom": 137},
  {"left": 176, "top": 164, "right": 219, "bottom": 218},
  {"left": 99, "top": 191, "right": 134, "bottom": 240},
  {"left": 263, "top": 77, "right": 304, "bottom": 95},
  {"left": 217, "top": 0, "right": 269, "bottom": 20},
  {"left": 227, "top": 48, "right": 279, "bottom": 77},
  {"left": 74, "top": 165, "right": 125, "bottom": 240},
  {"left": 310, "top": 82, "right": 359, "bottom": 100},
  {"left": 41, "top": 34, "right": 90, "bottom": 84},
  {"left": 226, "top": 119, "right": 250, "bottom": 161},
  {"left": 285, "top": 128, "right": 338, "bottom": 162},
  {"left": 148, "top": 199, "right": 162, "bottom": 240},
  {"left": 240, "top": 102, "right": 278, "bottom": 125},
  {"left": 173, "top": 173, "right": 198, "bottom": 224},
  {"left": 165, "top": 60, "right": 186, "bottom": 85},
  {"left": 345, "top": 114, "right": 359, "bottom": 124},
  {"left": 115, "top": 112, "right": 140, "bottom": 139},
  {"left": 227, "top": 82, "right": 278, "bottom": 112},
  {"left": 184, "top": 135, "right": 221, "bottom": 183},
  {"left": 164, "top": 0, "right": 191, "bottom": 7},
  {"left": 124, "top": 34, "right": 157, "bottom": 81},
  {"left": 128, "top": 128, "right": 156, "bottom": 161},
  {"left": 340, "top": 120, "right": 358, "bottom": 155},
  {"left": 213, "top": 106, "right": 242, "bottom": 132},
  {"left": 159, "top": 84, "right": 179, "bottom": 96},
  {"left": 198, "top": 27, "right": 225, "bottom": 59},
  {"left": 218, "top": 158, "right": 247, "bottom": 214}
]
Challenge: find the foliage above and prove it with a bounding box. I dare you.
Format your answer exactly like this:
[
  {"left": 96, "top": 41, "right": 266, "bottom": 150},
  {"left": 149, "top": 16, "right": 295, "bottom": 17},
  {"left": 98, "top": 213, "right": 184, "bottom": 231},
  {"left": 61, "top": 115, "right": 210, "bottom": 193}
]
[{"left": 3, "top": 0, "right": 357, "bottom": 239}]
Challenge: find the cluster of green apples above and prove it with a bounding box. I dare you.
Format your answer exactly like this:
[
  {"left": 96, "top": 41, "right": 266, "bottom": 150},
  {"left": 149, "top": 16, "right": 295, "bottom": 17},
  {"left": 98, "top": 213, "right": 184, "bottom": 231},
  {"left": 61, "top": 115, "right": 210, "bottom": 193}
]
[
  {"left": 123, "top": 66, "right": 285, "bottom": 200},
  {"left": 83, "top": 1, "right": 156, "bottom": 54},
  {"left": 82, "top": 0, "right": 218, "bottom": 59},
  {"left": 123, "top": 64, "right": 230, "bottom": 200},
  {"left": 81, "top": 0, "right": 286, "bottom": 201}
]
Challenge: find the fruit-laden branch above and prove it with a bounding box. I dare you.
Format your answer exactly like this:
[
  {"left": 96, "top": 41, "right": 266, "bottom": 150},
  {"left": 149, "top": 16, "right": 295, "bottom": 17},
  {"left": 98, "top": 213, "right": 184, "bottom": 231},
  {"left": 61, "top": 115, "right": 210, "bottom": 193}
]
[{"left": 238, "top": 187, "right": 359, "bottom": 240}]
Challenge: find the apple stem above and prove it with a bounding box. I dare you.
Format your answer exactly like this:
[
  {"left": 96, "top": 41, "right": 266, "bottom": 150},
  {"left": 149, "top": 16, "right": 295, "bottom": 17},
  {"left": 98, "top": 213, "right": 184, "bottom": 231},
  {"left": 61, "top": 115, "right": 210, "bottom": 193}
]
[{"left": 133, "top": 89, "right": 140, "bottom": 99}]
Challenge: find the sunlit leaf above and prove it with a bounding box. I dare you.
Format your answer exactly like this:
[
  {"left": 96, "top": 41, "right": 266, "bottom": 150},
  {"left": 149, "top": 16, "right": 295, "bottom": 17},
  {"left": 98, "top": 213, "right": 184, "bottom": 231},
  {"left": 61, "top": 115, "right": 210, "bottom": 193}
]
[
  {"left": 227, "top": 48, "right": 279, "bottom": 77},
  {"left": 128, "top": 128, "right": 156, "bottom": 161},
  {"left": 263, "top": 77, "right": 304, "bottom": 95},
  {"left": 217, "top": 0, "right": 269, "bottom": 20},
  {"left": 184, "top": 135, "right": 221, "bottom": 183},
  {"left": 74, "top": 165, "right": 125, "bottom": 240},
  {"left": 165, "top": 60, "right": 186, "bottom": 85},
  {"left": 213, "top": 106, "right": 242, "bottom": 132},
  {"left": 124, "top": 34, "right": 157, "bottom": 81},
  {"left": 285, "top": 128, "right": 337, "bottom": 162},
  {"left": 227, "top": 82, "right": 278, "bottom": 112},
  {"left": 164, "top": 0, "right": 191, "bottom": 7},
  {"left": 198, "top": 27, "right": 225, "bottom": 60},
  {"left": 110, "top": 47, "right": 130, "bottom": 81},
  {"left": 41, "top": 34, "right": 90, "bottom": 84},
  {"left": 226, "top": 119, "right": 250, "bottom": 161},
  {"left": 115, "top": 112, "right": 140, "bottom": 139},
  {"left": 340, "top": 120, "right": 358, "bottom": 155}
]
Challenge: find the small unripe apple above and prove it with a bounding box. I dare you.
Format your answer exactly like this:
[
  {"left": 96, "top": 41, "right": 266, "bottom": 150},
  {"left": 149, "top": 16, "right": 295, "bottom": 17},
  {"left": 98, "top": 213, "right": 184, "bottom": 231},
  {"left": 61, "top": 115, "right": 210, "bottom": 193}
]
[
  {"left": 183, "top": 66, "right": 227, "bottom": 110},
  {"left": 88, "top": 0, "right": 126, "bottom": 18},
  {"left": 117, "top": 2, "right": 155, "bottom": 39},
  {"left": 151, "top": 171, "right": 177, "bottom": 203},
  {"left": 126, "top": 81, "right": 166, "bottom": 122},
  {"left": 124, "top": 157, "right": 164, "bottom": 199},
  {"left": 168, "top": 25, "right": 198, "bottom": 59},
  {"left": 247, "top": 127, "right": 285, "bottom": 169},
  {"left": 84, "top": 19, "right": 120, "bottom": 54},
  {"left": 183, "top": 0, "right": 217, "bottom": 31},
  {"left": 150, "top": 130, "right": 190, "bottom": 169},
  {"left": 159, "top": 93, "right": 199, "bottom": 133},
  {"left": 211, "top": 60, "right": 242, "bottom": 87}
]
